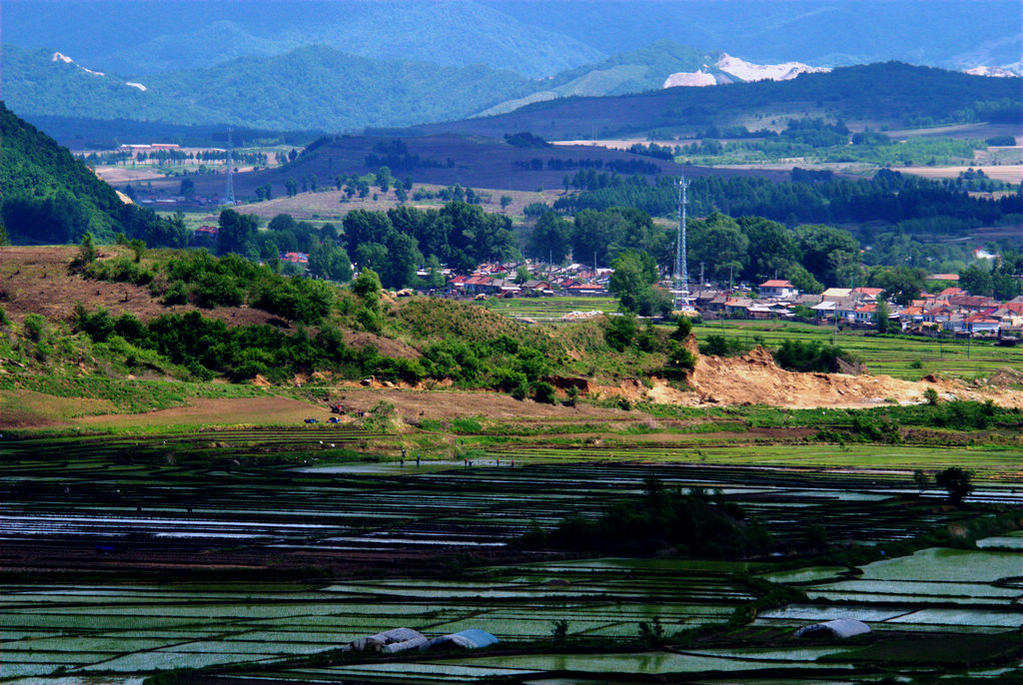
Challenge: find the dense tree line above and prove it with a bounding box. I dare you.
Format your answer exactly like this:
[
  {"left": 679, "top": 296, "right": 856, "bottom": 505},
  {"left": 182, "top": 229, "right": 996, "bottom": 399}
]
[
  {"left": 341, "top": 202, "right": 517, "bottom": 286},
  {"left": 554, "top": 169, "right": 1020, "bottom": 227},
  {"left": 959, "top": 253, "right": 1023, "bottom": 300},
  {"left": 528, "top": 207, "right": 868, "bottom": 288}
]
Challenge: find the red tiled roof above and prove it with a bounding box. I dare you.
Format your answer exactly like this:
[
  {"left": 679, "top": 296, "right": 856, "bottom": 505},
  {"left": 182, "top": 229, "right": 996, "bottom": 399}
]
[
  {"left": 759, "top": 279, "right": 794, "bottom": 288},
  {"left": 854, "top": 287, "right": 884, "bottom": 297}
]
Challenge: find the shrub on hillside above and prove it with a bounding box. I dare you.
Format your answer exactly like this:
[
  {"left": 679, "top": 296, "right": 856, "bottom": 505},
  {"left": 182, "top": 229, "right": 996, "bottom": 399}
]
[
  {"left": 773, "top": 339, "right": 853, "bottom": 372},
  {"left": 698, "top": 334, "right": 751, "bottom": 357}
]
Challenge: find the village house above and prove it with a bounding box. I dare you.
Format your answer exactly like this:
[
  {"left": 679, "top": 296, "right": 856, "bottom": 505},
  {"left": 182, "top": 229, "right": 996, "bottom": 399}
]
[{"left": 758, "top": 279, "right": 798, "bottom": 299}]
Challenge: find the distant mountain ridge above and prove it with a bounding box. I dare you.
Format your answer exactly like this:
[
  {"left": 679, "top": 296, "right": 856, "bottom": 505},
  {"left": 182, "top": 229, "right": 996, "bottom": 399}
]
[
  {"left": 2, "top": 44, "right": 539, "bottom": 133},
  {"left": 9, "top": 1, "right": 604, "bottom": 78},
  {"left": 5, "top": 39, "right": 842, "bottom": 135},
  {"left": 6, "top": 43, "right": 1020, "bottom": 144},
  {"left": 398, "top": 62, "right": 1023, "bottom": 141}
]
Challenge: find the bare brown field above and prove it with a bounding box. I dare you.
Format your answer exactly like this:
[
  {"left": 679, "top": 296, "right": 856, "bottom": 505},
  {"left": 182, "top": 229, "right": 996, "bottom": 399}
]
[
  {"left": 899, "top": 164, "right": 1023, "bottom": 183},
  {"left": 94, "top": 165, "right": 168, "bottom": 184},
  {"left": 76, "top": 395, "right": 330, "bottom": 428},
  {"left": 321, "top": 387, "right": 629, "bottom": 421}
]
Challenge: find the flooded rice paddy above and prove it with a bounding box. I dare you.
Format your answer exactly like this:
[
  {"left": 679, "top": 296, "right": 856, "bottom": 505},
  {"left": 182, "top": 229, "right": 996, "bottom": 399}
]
[{"left": 1, "top": 427, "right": 1020, "bottom": 682}]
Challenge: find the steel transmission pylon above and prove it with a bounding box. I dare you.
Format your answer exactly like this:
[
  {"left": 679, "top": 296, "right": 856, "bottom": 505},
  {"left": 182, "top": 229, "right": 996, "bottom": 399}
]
[
  {"left": 673, "top": 175, "right": 691, "bottom": 309},
  {"left": 223, "top": 127, "right": 236, "bottom": 206}
]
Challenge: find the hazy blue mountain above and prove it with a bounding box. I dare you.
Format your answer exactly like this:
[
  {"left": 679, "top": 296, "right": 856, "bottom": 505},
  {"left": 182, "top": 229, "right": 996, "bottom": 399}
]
[
  {"left": 3, "top": 0, "right": 603, "bottom": 77},
  {"left": 89, "top": 21, "right": 296, "bottom": 75},
  {"left": 483, "top": 0, "right": 1022, "bottom": 70},
  {"left": 2, "top": 44, "right": 538, "bottom": 132}
]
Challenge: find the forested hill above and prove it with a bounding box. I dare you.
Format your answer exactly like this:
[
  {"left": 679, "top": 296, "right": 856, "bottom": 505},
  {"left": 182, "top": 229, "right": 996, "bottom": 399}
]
[
  {"left": 0, "top": 103, "right": 186, "bottom": 246},
  {"left": 3, "top": 44, "right": 544, "bottom": 133},
  {"left": 402, "top": 62, "right": 1023, "bottom": 140}
]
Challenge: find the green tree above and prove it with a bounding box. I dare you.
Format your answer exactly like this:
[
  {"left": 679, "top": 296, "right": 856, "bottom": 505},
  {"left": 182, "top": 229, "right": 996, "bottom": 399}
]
[
  {"left": 216, "top": 209, "right": 258, "bottom": 255},
  {"left": 379, "top": 231, "right": 422, "bottom": 289},
  {"left": 351, "top": 267, "right": 382, "bottom": 307},
  {"left": 375, "top": 166, "right": 393, "bottom": 192},
  {"left": 689, "top": 213, "right": 749, "bottom": 283},
  {"left": 795, "top": 224, "right": 860, "bottom": 285},
  {"left": 78, "top": 231, "right": 97, "bottom": 264},
  {"left": 285, "top": 177, "right": 298, "bottom": 197},
  {"left": 609, "top": 249, "right": 665, "bottom": 315},
  {"left": 935, "top": 466, "right": 973, "bottom": 504},
  {"left": 671, "top": 315, "right": 693, "bottom": 341},
  {"left": 603, "top": 313, "right": 638, "bottom": 351},
  {"left": 873, "top": 298, "right": 892, "bottom": 333},
  {"left": 308, "top": 242, "right": 353, "bottom": 282},
  {"left": 526, "top": 211, "right": 572, "bottom": 263},
  {"left": 959, "top": 263, "right": 993, "bottom": 297},
  {"left": 129, "top": 238, "right": 146, "bottom": 262},
  {"left": 500, "top": 195, "right": 513, "bottom": 213},
  {"left": 870, "top": 265, "right": 926, "bottom": 305},
  {"left": 738, "top": 216, "right": 797, "bottom": 282},
  {"left": 787, "top": 263, "right": 823, "bottom": 294},
  {"left": 514, "top": 265, "right": 532, "bottom": 284}
]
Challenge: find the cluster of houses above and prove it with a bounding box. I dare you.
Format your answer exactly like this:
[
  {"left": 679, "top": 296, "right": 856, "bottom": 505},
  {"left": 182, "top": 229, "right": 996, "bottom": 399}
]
[
  {"left": 442, "top": 262, "right": 612, "bottom": 298},
  {"left": 435, "top": 262, "right": 1022, "bottom": 338},
  {"left": 691, "top": 276, "right": 1023, "bottom": 338}
]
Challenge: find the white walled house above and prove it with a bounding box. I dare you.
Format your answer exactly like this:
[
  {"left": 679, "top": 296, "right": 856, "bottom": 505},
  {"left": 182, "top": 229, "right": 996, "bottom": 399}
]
[{"left": 758, "top": 279, "right": 798, "bottom": 299}]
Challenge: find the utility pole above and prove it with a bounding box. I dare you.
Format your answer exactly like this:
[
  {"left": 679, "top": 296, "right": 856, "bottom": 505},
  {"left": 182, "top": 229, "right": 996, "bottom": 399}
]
[{"left": 223, "top": 126, "right": 236, "bottom": 206}]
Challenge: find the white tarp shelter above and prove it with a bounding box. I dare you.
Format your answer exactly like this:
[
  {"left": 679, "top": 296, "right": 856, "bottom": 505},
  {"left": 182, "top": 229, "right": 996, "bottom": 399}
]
[
  {"left": 349, "top": 627, "right": 428, "bottom": 653},
  {"left": 424, "top": 628, "right": 499, "bottom": 650}
]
